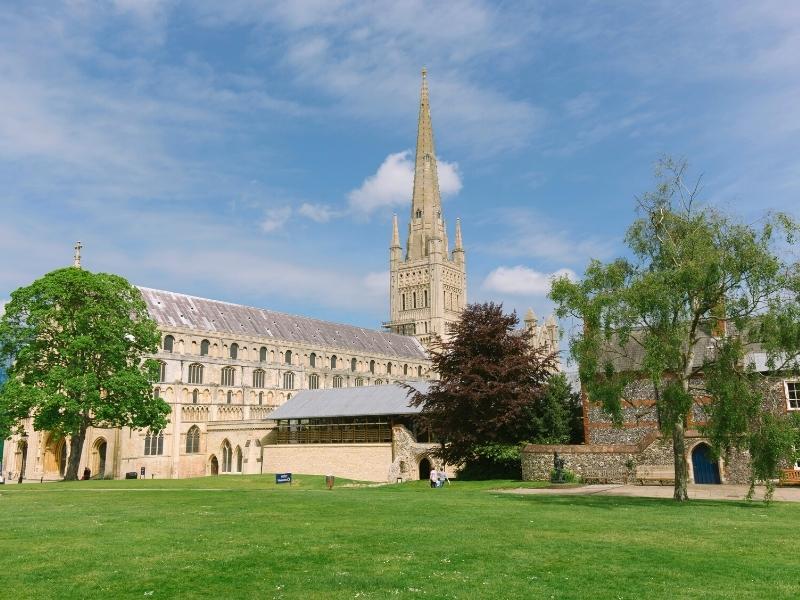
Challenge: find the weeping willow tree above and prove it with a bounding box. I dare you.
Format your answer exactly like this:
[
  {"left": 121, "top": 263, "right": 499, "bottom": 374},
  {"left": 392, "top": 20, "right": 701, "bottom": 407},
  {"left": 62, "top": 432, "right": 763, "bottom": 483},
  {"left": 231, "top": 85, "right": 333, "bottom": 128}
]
[{"left": 551, "top": 159, "right": 800, "bottom": 501}]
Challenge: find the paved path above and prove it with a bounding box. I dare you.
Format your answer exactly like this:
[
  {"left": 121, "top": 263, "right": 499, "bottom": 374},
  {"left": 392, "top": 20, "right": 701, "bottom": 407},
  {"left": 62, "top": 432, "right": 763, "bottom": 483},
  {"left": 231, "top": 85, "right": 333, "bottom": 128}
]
[{"left": 501, "top": 484, "right": 800, "bottom": 502}]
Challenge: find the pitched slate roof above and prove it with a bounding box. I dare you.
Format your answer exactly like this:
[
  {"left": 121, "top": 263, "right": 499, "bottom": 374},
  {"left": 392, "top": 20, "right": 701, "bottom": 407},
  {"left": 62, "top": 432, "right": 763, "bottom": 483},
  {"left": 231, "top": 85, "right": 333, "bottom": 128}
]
[
  {"left": 137, "top": 287, "right": 428, "bottom": 360},
  {"left": 267, "top": 382, "right": 431, "bottom": 420}
]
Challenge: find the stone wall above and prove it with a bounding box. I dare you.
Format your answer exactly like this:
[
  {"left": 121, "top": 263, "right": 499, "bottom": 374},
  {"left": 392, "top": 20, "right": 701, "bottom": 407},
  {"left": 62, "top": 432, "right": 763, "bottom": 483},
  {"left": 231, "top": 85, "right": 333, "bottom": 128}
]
[
  {"left": 261, "top": 443, "right": 393, "bottom": 482},
  {"left": 522, "top": 432, "right": 753, "bottom": 485}
]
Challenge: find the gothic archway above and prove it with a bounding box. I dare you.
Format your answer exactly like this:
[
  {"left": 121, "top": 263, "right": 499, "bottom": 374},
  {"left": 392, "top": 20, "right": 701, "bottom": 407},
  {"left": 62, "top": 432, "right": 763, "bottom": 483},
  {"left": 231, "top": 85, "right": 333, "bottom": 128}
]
[
  {"left": 209, "top": 455, "right": 219, "bottom": 476},
  {"left": 92, "top": 438, "right": 107, "bottom": 479}
]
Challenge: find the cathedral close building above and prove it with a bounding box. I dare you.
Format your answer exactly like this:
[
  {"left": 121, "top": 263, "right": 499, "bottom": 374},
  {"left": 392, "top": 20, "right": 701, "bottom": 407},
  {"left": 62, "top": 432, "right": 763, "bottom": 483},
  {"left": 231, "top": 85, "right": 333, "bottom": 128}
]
[{"left": 3, "top": 71, "right": 560, "bottom": 484}]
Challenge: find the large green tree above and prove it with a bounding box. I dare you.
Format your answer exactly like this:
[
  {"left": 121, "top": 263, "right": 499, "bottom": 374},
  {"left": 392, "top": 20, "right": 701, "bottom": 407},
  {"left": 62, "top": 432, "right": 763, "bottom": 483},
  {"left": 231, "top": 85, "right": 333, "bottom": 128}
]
[
  {"left": 551, "top": 159, "right": 800, "bottom": 501},
  {"left": 0, "top": 267, "right": 170, "bottom": 480},
  {"left": 408, "top": 302, "right": 560, "bottom": 472}
]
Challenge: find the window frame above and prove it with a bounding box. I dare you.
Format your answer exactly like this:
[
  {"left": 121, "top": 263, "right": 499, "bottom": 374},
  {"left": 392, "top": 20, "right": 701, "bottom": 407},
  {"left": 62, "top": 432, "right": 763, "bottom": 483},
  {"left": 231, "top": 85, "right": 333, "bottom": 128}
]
[
  {"left": 786, "top": 381, "right": 800, "bottom": 411},
  {"left": 188, "top": 363, "right": 204, "bottom": 385}
]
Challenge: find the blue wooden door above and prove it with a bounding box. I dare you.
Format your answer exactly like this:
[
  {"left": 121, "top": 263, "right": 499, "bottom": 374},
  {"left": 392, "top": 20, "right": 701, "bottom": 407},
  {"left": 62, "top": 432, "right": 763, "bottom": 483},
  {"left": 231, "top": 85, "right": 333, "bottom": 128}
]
[{"left": 692, "top": 443, "right": 721, "bottom": 484}]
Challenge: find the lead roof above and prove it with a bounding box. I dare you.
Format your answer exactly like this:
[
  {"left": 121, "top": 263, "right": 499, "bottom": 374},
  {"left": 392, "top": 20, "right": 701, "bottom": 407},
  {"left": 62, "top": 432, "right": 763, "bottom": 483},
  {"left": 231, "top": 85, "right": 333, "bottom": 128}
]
[{"left": 138, "top": 287, "right": 428, "bottom": 360}]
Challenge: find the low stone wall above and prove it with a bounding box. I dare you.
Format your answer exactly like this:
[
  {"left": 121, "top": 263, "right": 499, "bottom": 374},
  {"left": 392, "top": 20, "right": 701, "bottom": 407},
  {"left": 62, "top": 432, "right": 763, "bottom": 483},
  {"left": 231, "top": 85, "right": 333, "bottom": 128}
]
[{"left": 522, "top": 433, "right": 753, "bottom": 485}]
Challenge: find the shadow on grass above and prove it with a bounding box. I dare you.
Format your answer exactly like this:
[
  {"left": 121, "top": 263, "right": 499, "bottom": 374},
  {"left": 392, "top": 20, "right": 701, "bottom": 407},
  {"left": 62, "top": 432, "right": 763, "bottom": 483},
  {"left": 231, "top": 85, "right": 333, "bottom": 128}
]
[{"left": 493, "top": 491, "right": 772, "bottom": 511}]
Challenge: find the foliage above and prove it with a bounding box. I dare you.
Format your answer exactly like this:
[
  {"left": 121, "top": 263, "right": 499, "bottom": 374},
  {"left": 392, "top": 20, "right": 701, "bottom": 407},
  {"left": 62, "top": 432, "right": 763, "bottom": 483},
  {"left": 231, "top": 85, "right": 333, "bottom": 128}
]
[
  {"left": 408, "top": 302, "right": 558, "bottom": 467},
  {"left": 550, "top": 158, "right": 800, "bottom": 501},
  {"left": 2, "top": 476, "right": 800, "bottom": 599},
  {"left": 457, "top": 443, "right": 522, "bottom": 480},
  {"left": 0, "top": 267, "right": 170, "bottom": 479},
  {"left": 549, "top": 468, "right": 580, "bottom": 483},
  {"left": 533, "top": 371, "right": 584, "bottom": 444}
]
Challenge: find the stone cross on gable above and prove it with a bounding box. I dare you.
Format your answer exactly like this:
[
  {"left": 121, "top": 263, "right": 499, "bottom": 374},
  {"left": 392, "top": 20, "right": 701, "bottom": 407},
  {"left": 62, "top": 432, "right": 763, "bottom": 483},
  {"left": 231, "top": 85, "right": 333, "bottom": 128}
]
[{"left": 73, "top": 241, "right": 82, "bottom": 268}]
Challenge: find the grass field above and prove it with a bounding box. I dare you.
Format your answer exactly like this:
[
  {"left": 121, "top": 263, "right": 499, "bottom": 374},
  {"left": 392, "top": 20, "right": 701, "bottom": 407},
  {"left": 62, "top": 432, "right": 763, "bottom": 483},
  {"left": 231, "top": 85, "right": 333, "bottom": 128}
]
[{"left": 0, "top": 475, "right": 796, "bottom": 599}]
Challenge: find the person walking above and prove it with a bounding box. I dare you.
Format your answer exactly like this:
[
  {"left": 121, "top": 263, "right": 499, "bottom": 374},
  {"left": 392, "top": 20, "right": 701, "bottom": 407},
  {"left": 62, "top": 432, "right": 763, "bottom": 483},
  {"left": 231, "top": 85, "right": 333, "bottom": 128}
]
[{"left": 429, "top": 466, "right": 438, "bottom": 488}]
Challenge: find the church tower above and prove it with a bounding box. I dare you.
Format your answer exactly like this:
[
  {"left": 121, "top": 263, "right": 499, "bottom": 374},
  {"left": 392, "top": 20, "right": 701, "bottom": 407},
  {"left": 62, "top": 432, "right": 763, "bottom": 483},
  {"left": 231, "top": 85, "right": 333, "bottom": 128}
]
[{"left": 385, "top": 70, "right": 467, "bottom": 347}]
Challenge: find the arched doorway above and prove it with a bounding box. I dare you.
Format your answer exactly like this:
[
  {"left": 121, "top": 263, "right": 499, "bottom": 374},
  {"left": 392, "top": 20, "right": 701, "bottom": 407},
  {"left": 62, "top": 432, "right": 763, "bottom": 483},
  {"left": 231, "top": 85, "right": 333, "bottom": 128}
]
[
  {"left": 44, "top": 436, "right": 68, "bottom": 477},
  {"left": 692, "top": 443, "right": 721, "bottom": 484},
  {"left": 16, "top": 440, "right": 28, "bottom": 483},
  {"left": 209, "top": 455, "right": 219, "bottom": 476},
  {"left": 92, "top": 438, "right": 107, "bottom": 479},
  {"left": 418, "top": 457, "right": 431, "bottom": 481}
]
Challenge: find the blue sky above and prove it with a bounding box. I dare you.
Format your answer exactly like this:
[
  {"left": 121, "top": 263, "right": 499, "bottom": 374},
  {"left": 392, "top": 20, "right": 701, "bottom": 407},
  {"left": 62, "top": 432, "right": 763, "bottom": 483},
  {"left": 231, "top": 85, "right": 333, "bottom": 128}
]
[{"left": 2, "top": 1, "right": 799, "bottom": 343}]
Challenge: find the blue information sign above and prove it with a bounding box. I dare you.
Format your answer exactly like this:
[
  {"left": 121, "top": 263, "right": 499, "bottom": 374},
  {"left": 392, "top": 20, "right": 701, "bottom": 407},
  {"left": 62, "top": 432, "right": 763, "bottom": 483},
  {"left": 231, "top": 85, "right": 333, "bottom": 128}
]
[{"left": 275, "top": 473, "right": 292, "bottom": 484}]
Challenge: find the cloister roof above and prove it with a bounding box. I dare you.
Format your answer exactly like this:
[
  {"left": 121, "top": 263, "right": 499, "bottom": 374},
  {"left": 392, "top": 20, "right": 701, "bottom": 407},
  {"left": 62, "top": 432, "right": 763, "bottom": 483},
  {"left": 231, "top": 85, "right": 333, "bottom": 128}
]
[
  {"left": 138, "top": 287, "right": 428, "bottom": 360},
  {"left": 267, "top": 382, "right": 431, "bottom": 420}
]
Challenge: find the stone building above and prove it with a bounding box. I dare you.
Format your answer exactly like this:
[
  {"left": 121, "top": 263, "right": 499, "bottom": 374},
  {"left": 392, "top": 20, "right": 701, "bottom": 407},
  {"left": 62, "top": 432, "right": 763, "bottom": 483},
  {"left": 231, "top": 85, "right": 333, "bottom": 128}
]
[
  {"left": 522, "top": 337, "right": 800, "bottom": 485},
  {"left": 384, "top": 69, "right": 467, "bottom": 348},
  {"left": 1, "top": 70, "right": 478, "bottom": 484}
]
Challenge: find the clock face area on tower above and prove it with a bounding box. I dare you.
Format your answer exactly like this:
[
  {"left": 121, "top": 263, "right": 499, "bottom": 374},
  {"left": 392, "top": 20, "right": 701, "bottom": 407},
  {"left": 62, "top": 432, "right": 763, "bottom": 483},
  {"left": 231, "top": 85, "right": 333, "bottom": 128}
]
[{"left": 384, "top": 71, "right": 466, "bottom": 348}]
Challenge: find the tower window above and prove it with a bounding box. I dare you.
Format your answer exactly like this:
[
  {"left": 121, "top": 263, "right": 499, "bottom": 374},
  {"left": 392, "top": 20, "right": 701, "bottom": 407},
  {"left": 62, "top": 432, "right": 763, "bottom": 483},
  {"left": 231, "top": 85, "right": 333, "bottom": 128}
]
[
  {"left": 200, "top": 339, "right": 210, "bottom": 356},
  {"left": 309, "top": 352, "right": 317, "bottom": 368},
  {"left": 192, "top": 389, "right": 199, "bottom": 404},
  {"left": 424, "top": 290, "right": 428, "bottom": 307},
  {"left": 229, "top": 343, "right": 238, "bottom": 360},
  {"left": 413, "top": 292, "right": 417, "bottom": 309},
  {"left": 330, "top": 355, "right": 337, "bottom": 369},
  {"left": 188, "top": 363, "right": 203, "bottom": 384},
  {"left": 416, "top": 209, "right": 422, "bottom": 218},
  {"left": 163, "top": 335, "right": 174, "bottom": 353},
  {"left": 351, "top": 358, "right": 357, "bottom": 372},
  {"left": 221, "top": 366, "right": 235, "bottom": 387},
  {"left": 402, "top": 294, "right": 406, "bottom": 310}
]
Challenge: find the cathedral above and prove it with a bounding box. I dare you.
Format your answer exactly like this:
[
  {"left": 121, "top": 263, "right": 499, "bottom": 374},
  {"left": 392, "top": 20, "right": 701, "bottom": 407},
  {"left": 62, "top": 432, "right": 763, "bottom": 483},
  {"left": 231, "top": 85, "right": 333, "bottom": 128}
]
[{"left": 3, "top": 72, "right": 559, "bottom": 484}]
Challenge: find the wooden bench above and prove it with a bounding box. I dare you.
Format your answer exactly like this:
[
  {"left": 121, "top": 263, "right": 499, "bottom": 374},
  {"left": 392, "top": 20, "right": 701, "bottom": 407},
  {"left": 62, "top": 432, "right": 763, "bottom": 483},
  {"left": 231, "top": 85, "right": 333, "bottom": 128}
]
[
  {"left": 779, "top": 469, "right": 800, "bottom": 486},
  {"left": 635, "top": 465, "right": 675, "bottom": 486}
]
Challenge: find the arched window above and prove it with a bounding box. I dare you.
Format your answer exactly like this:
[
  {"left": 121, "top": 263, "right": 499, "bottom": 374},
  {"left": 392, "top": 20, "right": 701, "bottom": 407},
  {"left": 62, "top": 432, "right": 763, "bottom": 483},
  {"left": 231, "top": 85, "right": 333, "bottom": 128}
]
[
  {"left": 283, "top": 371, "right": 295, "bottom": 389},
  {"left": 308, "top": 373, "right": 319, "bottom": 389},
  {"left": 404, "top": 364, "right": 409, "bottom": 376},
  {"left": 258, "top": 391, "right": 264, "bottom": 405},
  {"left": 158, "top": 361, "right": 166, "bottom": 382},
  {"left": 260, "top": 346, "right": 268, "bottom": 362},
  {"left": 375, "top": 379, "right": 383, "bottom": 385},
  {"left": 163, "top": 335, "right": 174, "bottom": 352},
  {"left": 351, "top": 358, "right": 357, "bottom": 372},
  {"left": 284, "top": 350, "right": 292, "bottom": 365},
  {"left": 221, "top": 367, "right": 235, "bottom": 387},
  {"left": 229, "top": 343, "right": 238, "bottom": 359},
  {"left": 417, "top": 366, "right": 423, "bottom": 377},
  {"left": 333, "top": 375, "right": 343, "bottom": 388},
  {"left": 330, "top": 355, "right": 337, "bottom": 369},
  {"left": 355, "top": 377, "right": 364, "bottom": 387},
  {"left": 424, "top": 289, "right": 428, "bottom": 307},
  {"left": 402, "top": 294, "right": 406, "bottom": 310},
  {"left": 200, "top": 339, "right": 210, "bottom": 356},
  {"left": 188, "top": 363, "right": 203, "bottom": 384},
  {"left": 235, "top": 446, "right": 243, "bottom": 473},
  {"left": 416, "top": 209, "right": 422, "bottom": 218},
  {"left": 222, "top": 441, "right": 232, "bottom": 473},
  {"left": 309, "top": 352, "right": 317, "bottom": 368},
  {"left": 153, "top": 387, "right": 161, "bottom": 400},
  {"left": 226, "top": 390, "right": 232, "bottom": 404},
  {"left": 253, "top": 369, "right": 265, "bottom": 388},
  {"left": 144, "top": 431, "right": 164, "bottom": 456},
  {"left": 413, "top": 292, "right": 417, "bottom": 309},
  {"left": 387, "top": 362, "right": 393, "bottom": 375},
  {"left": 186, "top": 426, "right": 200, "bottom": 453},
  {"left": 192, "top": 389, "right": 199, "bottom": 404},
  {"left": 369, "top": 360, "right": 375, "bottom": 374}
]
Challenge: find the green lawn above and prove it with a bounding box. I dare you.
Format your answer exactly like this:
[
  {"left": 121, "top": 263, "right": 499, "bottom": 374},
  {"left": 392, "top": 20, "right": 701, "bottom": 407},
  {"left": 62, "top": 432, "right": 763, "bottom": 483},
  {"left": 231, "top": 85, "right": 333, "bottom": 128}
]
[{"left": 0, "top": 476, "right": 796, "bottom": 599}]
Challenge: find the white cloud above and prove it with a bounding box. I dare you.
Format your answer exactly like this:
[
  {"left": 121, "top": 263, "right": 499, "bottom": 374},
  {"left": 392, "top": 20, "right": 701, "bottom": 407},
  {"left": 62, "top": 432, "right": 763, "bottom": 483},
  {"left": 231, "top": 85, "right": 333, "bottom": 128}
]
[
  {"left": 260, "top": 206, "right": 292, "bottom": 232},
  {"left": 298, "top": 202, "right": 337, "bottom": 223},
  {"left": 362, "top": 271, "right": 389, "bottom": 297},
  {"left": 482, "top": 266, "right": 576, "bottom": 297},
  {"left": 347, "top": 151, "right": 461, "bottom": 215}
]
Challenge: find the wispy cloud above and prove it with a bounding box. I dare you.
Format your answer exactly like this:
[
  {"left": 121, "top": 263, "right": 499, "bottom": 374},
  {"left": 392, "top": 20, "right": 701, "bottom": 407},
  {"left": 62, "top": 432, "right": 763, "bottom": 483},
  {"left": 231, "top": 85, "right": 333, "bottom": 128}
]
[
  {"left": 260, "top": 206, "right": 293, "bottom": 233},
  {"left": 482, "top": 266, "right": 576, "bottom": 297}
]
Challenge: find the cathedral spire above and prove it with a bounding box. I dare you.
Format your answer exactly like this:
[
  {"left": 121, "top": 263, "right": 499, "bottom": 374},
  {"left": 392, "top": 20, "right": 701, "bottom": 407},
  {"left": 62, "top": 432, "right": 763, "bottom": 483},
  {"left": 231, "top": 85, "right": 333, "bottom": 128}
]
[{"left": 407, "top": 68, "right": 445, "bottom": 259}]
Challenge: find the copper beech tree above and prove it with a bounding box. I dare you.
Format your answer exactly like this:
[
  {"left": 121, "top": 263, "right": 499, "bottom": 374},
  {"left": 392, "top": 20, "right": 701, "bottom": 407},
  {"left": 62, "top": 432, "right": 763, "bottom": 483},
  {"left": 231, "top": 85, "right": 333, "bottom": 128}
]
[
  {"left": 550, "top": 159, "right": 800, "bottom": 502},
  {"left": 0, "top": 267, "right": 170, "bottom": 480},
  {"left": 408, "top": 302, "right": 561, "bottom": 471}
]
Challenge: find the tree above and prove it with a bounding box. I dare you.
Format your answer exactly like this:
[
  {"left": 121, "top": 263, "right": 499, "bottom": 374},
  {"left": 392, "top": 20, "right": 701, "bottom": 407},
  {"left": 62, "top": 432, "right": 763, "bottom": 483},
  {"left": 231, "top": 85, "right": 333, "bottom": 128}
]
[
  {"left": 550, "top": 159, "right": 800, "bottom": 501},
  {"left": 408, "top": 302, "right": 558, "bottom": 473},
  {"left": 0, "top": 267, "right": 171, "bottom": 480}
]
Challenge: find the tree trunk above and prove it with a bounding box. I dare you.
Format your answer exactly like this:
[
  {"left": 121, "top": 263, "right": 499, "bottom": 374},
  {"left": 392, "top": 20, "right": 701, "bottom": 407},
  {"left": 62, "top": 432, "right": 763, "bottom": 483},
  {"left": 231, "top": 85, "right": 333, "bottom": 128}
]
[
  {"left": 672, "top": 420, "right": 689, "bottom": 501},
  {"left": 64, "top": 425, "right": 87, "bottom": 481}
]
